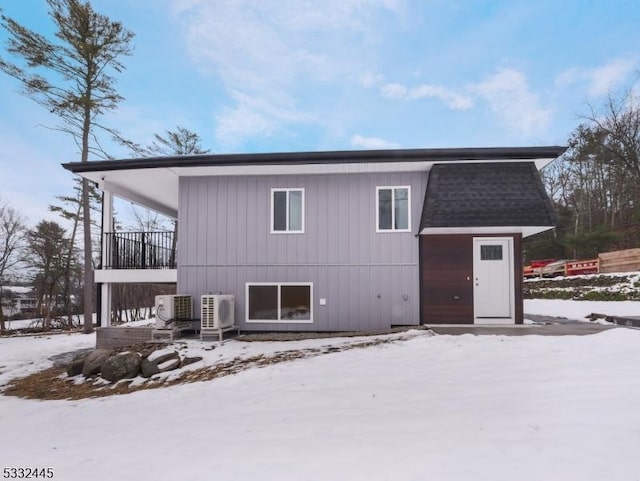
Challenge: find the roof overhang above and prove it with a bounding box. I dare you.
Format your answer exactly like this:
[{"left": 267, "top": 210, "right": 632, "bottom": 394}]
[
  {"left": 62, "top": 146, "right": 567, "bottom": 218},
  {"left": 419, "top": 226, "right": 555, "bottom": 238}
]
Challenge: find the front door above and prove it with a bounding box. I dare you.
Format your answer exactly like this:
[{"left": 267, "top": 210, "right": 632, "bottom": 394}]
[{"left": 473, "top": 237, "right": 514, "bottom": 323}]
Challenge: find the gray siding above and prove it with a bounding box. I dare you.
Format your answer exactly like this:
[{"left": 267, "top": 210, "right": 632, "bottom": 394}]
[{"left": 178, "top": 172, "right": 427, "bottom": 331}]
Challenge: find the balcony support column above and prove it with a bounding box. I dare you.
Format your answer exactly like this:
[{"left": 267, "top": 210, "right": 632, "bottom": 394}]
[
  {"left": 102, "top": 189, "right": 113, "bottom": 267},
  {"left": 101, "top": 283, "right": 112, "bottom": 327},
  {"left": 100, "top": 189, "right": 114, "bottom": 327}
]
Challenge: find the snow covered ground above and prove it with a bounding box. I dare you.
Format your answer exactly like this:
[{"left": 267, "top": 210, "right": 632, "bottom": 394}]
[
  {"left": 2, "top": 301, "right": 640, "bottom": 480},
  {"left": 525, "top": 298, "right": 640, "bottom": 320}
]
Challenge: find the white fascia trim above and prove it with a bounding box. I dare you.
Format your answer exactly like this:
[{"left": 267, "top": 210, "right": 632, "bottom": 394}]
[
  {"left": 173, "top": 158, "right": 553, "bottom": 177},
  {"left": 376, "top": 185, "right": 412, "bottom": 233},
  {"left": 419, "top": 226, "right": 554, "bottom": 237},
  {"left": 176, "top": 162, "right": 434, "bottom": 177},
  {"left": 245, "top": 282, "right": 314, "bottom": 324},
  {"left": 535, "top": 158, "right": 555, "bottom": 170},
  {"left": 95, "top": 269, "right": 177, "bottom": 284}
]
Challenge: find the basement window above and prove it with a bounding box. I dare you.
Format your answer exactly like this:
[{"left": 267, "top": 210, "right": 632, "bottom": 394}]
[
  {"left": 246, "top": 283, "right": 313, "bottom": 323},
  {"left": 376, "top": 186, "right": 410, "bottom": 232}
]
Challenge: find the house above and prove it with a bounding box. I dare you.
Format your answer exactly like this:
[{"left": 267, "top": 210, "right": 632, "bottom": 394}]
[
  {"left": 63, "top": 146, "right": 565, "bottom": 331},
  {"left": 1, "top": 286, "right": 37, "bottom": 319}
]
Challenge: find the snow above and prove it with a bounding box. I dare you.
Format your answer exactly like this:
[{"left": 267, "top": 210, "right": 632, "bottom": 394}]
[
  {"left": 525, "top": 271, "right": 640, "bottom": 283},
  {"left": 3, "top": 314, "right": 101, "bottom": 331},
  {"left": 2, "top": 310, "right": 640, "bottom": 480},
  {"left": 525, "top": 299, "right": 640, "bottom": 320},
  {"left": 2, "top": 285, "right": 33, "bottom": 294},
  {"left": 0, "top": 332, "right": 95, "bottom": 386},
  {"left": 146, "top": 346, "right": 178, "bottom": 363}
]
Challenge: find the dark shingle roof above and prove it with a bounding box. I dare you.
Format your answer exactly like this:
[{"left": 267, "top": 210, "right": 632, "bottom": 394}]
[{"left": 420, "top": 162, "right": 556, "bottom": 229}]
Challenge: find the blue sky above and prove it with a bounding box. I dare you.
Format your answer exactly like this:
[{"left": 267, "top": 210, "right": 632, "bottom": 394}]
[{"left": 1, "top": 0, "right": 639, "bottom": 226}]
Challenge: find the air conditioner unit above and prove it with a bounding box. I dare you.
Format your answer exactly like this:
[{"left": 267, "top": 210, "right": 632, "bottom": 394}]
[
  {"left": 154, "top": 295, "right": 193, "bottom": 329},
  {"left": 201, "top": 294, "right": 235, "bottom": 330}
]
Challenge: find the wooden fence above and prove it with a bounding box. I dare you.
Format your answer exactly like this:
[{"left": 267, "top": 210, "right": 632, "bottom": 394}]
[{"left": 598, "top": 248, "right": 640, "bottom": 273}]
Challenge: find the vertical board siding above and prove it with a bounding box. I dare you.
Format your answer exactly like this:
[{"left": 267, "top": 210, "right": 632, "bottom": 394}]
[
  {"left": 178, "top": 172, "right": 426, "bottom": 331},
  {"left": 420, "top": 234, "right": 524, "bottom": 324},
  {"left": 513, "top": 234, "right": 524, "bottom": 324},
  {"left": 420, "top": 235, "right": 474, "bottom": 324}
]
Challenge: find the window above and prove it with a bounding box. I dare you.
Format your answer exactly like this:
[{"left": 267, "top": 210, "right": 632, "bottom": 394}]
[
  {"left": 481, "top": 245, "right": 503, "bottom": 260},
  {"left": 271, "top": 188, "right": 304, "bottom": 233},
  {"left": 376, "top": 186, "right": 410, "bottom": 232},
  {"left": 246, "top": 283, "right": 313, "bottom": 323}
]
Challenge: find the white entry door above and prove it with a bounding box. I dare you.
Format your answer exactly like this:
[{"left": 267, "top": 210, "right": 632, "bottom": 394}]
[{"left": 473, "top": 237, "right": 514, "bottom": 324}]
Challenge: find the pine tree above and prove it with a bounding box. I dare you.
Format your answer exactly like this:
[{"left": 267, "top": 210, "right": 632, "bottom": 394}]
[
  {"left": 145, "top": 126, "right": 211, "bottom": 156},
  {"left": 25, "top": 221, "right": 70, "bottom": 331},
  {"left": 0, "top": 0, "right": 135, "bottom": 333}
]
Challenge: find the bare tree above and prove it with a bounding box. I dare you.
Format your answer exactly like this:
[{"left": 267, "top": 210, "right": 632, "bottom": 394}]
[
  {"left": 49, "top": 178, "right": 101, "bottom": 327},
  {"left": 111, "top": 204, "right": 174, "bottom": 322},
  {"left": 528, "top": 91, "right": 640, "bottom": 259},
  {"left": 0, "top": 197, "right": 26, "bottom": 331},
  {"left": 0, "top": 0, "right": 135, "bottom": 333},
  {"left": 584, "top": 88, "right": 640, "bottom": 182}
]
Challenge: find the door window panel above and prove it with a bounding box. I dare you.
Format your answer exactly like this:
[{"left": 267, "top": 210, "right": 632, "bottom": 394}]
[{"left": 480, "top": 245, "right": 503, "bottom": 260}]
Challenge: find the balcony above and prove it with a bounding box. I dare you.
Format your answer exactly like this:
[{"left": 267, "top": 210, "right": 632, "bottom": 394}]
[
  {"left": 97, "top": 231, "right": 177, "bottom": 284},
  {"left": 104, "top": 231, "right": 176, "bottom": 269}
]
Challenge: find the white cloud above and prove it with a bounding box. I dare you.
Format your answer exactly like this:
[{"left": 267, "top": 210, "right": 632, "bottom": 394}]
[
  {"left": 381, "top": 82, "right": 473, "bottom": 110},
  {"left": 171, "top": 0, "right": 404, "bottom": 147},
  {"left": 216, "top": 103, "right": 275, "bottom": 146},
  {"left": 470, "top": 68, "right": 551, "bottom": 137},
  {"left": 215, "top": 91, "right": 314, "bottom": 147},
  {"left": 359, "top": 71, "right": 385, "bottom": 89},
  {"left": 381, "top": 82, "right": 409, "bottom": 99},
  {"left": 350, "top": 134, "right": 400, "bottom": 149},
  {"left": 556, "top": 58, "right": 637, "bottom": 97}
]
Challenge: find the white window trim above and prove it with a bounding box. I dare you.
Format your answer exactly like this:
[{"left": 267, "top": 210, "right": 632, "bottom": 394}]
[
  {"left": 246, "top": 282, "right": 314, "bottom": 323},
  {"left": 270, "top": 188, "right": 305, "bottom": 234},
  {"left": 376, "top": 185, "right": 411, "bottom": 233}
]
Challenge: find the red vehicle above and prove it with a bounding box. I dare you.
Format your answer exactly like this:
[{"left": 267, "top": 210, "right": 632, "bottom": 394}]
[
  {"left": 523, "top": 259, "right": 556, "bottom": 278},
  {"left": 524, "top": 258, "right": 600, "bottom": 278},
  {"left": 541, "top": 259, "right": 573, "bottom": 278}
]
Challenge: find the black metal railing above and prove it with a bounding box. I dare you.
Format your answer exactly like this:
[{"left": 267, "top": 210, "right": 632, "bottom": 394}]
[{"left": 103, "top": 231, "right": 176, "bottom": 269}]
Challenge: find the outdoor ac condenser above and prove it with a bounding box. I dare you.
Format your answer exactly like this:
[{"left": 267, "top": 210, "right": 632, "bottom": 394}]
[
  {"left": 154, "top": 295, "right": 193, "bottom": 329},
  {"left": 201, "top": 294, "right": 235, "bottom": 330}
]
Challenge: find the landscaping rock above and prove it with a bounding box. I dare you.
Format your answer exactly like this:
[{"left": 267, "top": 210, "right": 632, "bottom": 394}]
[
  {"left": 140, "top": 351, "right": 181, "bottom": 378},
  {"left": 66, "top": 359, "right": 85, "bottom": 377},
  {"left": 82, "top": 349, "right": 114, "bottom": 377},
  {"left": 64, "top": 350, "right": 92, "bottom": 377},
  {"left": 101, "top": 352, "right": 141, "bottom": 382},
  {"left": 181, "top": 356, "right": 203, "bottom": 367},
  {"left": 50, "top": 348, "right": 93, "bottom": 368}
]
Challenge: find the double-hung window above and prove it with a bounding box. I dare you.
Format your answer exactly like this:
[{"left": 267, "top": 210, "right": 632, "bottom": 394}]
[
  {"left": 271, "top": 188, "right": 304, "bottom": 233},
  {"left": 246, "top": 283, "right": 313, "bottom": 323},
  {"left": 376, "top": 186, "right": 410, "bottom": 232}
]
